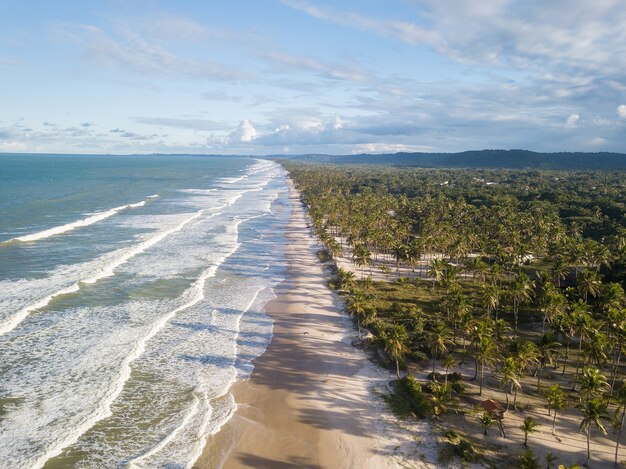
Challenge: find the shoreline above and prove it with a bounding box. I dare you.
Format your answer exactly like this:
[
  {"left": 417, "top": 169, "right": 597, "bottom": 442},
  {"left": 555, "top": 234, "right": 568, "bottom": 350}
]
[{"left": 194, "top": 178, "right": 436, "bottom": 468}]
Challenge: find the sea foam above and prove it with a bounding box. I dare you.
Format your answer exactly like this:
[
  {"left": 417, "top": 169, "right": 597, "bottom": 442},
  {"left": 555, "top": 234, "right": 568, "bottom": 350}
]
[{"left": 7, "top": 195, "right": 158, "bottom": 243}]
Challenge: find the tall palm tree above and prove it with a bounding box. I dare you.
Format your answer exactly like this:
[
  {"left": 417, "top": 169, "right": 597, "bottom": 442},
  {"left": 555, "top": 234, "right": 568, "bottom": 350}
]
[
  {"left": 476, "top": 337, "right": 497, "bottom": 396},
  {"left": 427, "top": 321, "right": 453, "bottom": 375},
  {"left": 392, "top": 243, "right": 407, "bottom": 272},
  {"left": 571, "top": 301, "right": 594, "bottom": 379},
  {"left": 347, "top": 291, "right": 367, "bottom": 339},
  {"left": 511, "top": 272, "right": 535, "bottom": 333},
  {"left": 385, "top": 325, "right": 409, "bottom": 378},
  {"left": 579, "top": 367, "right": 611, "bottom": 402},
  {"left": 501, "top": 356, "right": 522, "bottom": 410},
  {"left": 352, "top": 243, "right": 372, "bottom": 278},
  {"left": 613, "top": 382, "right": 626, "bottom": 466},
  {"left": 481, "top": 283, "right": 501, "bottom": 319},
  {"left": 577, "top": 269, "right": 602, "bottom": 303},
  {"left": 427, "top": 258, "right": 447, "bottom": 290},
  {"left": 546, "top": 384, "right": 566, "bottom": 434},
  {"left": 579, "top": 398, "right": 609, "bottom": 466},
  {"left": 535, "top": 333, "right": 561, "bottom": 390},
  {"left": 551, "top": 256, "right": 569, "bottom": 288}
]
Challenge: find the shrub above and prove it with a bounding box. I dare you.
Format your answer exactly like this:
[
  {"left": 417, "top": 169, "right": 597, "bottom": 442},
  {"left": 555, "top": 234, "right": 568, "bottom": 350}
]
[
  {"left": 439, "top": 431, "right": 477, "bottom": 464},
  {"left": 402, "top": 375, "right": 431, "bottom": 416}
]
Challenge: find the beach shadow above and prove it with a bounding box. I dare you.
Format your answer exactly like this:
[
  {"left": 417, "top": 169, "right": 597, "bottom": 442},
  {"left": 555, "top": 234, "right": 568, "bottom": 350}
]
[{"left": 236, "top": 454, "right": 321, "bottom": 469}]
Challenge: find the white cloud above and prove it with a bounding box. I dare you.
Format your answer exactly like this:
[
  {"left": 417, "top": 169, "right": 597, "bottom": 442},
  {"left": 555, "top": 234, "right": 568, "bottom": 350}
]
[
  {"left": 0, "top": 56, "right": 18, "bottom": 68},
  {"left": 259, "top": 50, "right": 370, "bottom": 82},
  {"left": 227, "top": 120, "right": 257, "bottom": 143},
  {"left": 281, "top": 0, "right": 436, "bottom": 46},
  {"left": 618, "top": 104, "right": 626, "bottom": 119},
  {"left": 54, "top": 21, "right": 253, "bottom": 82},
  {"left": 284, "top": 0, "right": 626, "bottom": 86},
  {"left": 566, "top": 113, "right": 580, "bottom": 126},
  {"left": 133, "top": 117, "right": 231, "bottom": 131}
]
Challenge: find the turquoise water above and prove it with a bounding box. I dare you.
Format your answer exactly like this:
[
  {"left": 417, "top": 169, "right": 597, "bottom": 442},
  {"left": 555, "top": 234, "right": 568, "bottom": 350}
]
[{"left": 0, "top": 154, "right": 289, "bottom": 468}]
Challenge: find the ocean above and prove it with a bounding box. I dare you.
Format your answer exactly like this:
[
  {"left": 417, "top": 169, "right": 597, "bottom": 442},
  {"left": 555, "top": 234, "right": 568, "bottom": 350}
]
[{"left": 0, "top": 154, "right": 289, "bottom": 468}]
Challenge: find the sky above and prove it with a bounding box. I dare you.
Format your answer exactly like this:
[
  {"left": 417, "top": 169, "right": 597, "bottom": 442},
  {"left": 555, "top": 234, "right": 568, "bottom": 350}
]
[{"left": 1, "top": 0, "right": 625, "bottom": 155}]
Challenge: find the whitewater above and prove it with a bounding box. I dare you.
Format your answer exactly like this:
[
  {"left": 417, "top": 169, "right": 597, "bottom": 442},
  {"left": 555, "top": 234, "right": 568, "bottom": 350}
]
[{"left": 0, "top": 155, "right": 289, "bottom": 468}]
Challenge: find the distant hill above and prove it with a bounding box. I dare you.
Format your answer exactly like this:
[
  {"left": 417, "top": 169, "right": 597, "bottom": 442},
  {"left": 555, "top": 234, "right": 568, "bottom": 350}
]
[{"left": 276, "top": 149, "right": 626, "bottom": 170}]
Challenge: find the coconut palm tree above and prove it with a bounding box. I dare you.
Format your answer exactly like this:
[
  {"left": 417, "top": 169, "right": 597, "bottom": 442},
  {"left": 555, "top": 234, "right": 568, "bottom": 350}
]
[
  {"left": 481, "top": 283, "right": 501, "bottom": 319},
  {"left": 546, "top": 384, "right": 567, "bottom": 434},
  {"left": 520, "top": 416, "right": 539, "bottom": 447},
  {"left": 535, "top": 333, "right": 561, "bottom": 390},
  {"left": 336, "top": 267, "right": 356, "bottom": 291},
  {"left": 476, "top": 337, "right": 497, "bottom": 396},
  {"left": 577, "top": 269, "right": 602, "bottom": 303},
  {"left": 579, "top": 367, "right": 610, "bottom": 402},
  {"left": 545, "top": 452, "right": 558, "bottom": 469},
  {"left": 612, "top": 382, "right": 626, "bottom": 466},
  {"left": 501, "top": 356, "right": 522, "bottom": 410},
  {"left": 427, "top": 321, "right": 453, "bottom": 375},
  {"left": 352, "top": 243, "right": 372, "bottom": 278},
  {"left": 479, "top": 411, "right": 495, "bottom": 435},
  {"left": 551, "top": 256, "right": 569, "bottom": 287},
  {"left": 443, "top": 354, "right": 456, "bottom": 385},
  {"left": 571, "top": 301, "right": 595, "bottom": 379},
  {"left": 519, "top": 449, "right": 540, "bottom": 469},
  {"left": 579, "top": 398, "right": 609, "bottom": 466},
  {"left": 427, "top": 258, "right": 447, "bottom": 290},
  {"left": 385, "top": 325, "right": 409, "bottom": 378},
  {"left": 429, "top": 381, "right": 454, "bottom": 416},
  {"left": 347, "top": 291, "right": 367, "bottom": 339},
  {"left": 392, "top": 243, "right": 407, "bottom": 272},
  {"left": 511, "top": 272, "right": 535, "bottom": 333}
]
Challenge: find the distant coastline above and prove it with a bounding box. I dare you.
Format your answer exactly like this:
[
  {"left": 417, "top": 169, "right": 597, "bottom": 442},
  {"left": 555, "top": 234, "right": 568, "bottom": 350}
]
[{"left": 2, "top": 149, "right": 626, "bottom": 170}]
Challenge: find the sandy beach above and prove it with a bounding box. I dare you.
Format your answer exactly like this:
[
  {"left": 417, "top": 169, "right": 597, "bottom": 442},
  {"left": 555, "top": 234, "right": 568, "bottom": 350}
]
[{"left": 194, "top": 180, "right": 437, "bottom": 469}]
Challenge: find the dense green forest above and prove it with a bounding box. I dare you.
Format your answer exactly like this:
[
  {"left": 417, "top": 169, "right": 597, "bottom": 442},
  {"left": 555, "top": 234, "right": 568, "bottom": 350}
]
[
  {"left": 284, "top": 162, "right": 626, "bottom": 467},
  {"left": 278, "top": 149, "right": 626, "bottom": 170}
]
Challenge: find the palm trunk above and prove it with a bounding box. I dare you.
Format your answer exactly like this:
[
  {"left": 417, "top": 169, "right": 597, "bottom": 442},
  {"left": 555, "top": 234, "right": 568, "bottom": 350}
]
[
  {"left": 575, "top": 337, "right": 584, "bottom": 378},
  {"left": 396, "top": 359, "right": 400, "bottom": 379},
  {"left": 611, "top": 347, "right": 623, "bottom": 396},
  {"left": 616, "top": 407, "right": 626, "bottom": 466},
  {"left": 479, "top": 361, "right": 484, "bottom": 395},
  {"left": 552, "top": 411, "right": 557, "bottom": 434},
  {"left": 586, "top": 426, "right": 591, "bottom": 465},
  {"left": 473, "top": 356, "right": 479, "bottom": 380}
]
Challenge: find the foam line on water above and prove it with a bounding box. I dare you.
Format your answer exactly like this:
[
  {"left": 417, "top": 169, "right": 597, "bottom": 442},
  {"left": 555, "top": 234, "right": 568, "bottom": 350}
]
[
  {"left": 185, "top": 287, "right": 264, "bottom": 469},
  {"left": 0, "top": 209, "right": 209, "bottom": 337},
  {"left": 7, "top": 195, "right": 159, "bottom": 243},
  {"left": 126, "top": 394, "right": 202, "bottom": 469},
  {"left": 31, "top": 215, "right": 256, "bottom": 469},
  {"left": 0, "top": 186, "right": 256, "bottom": 336},
  {"left": 133, "top": 286, "right": 266, "bottom": 469}
]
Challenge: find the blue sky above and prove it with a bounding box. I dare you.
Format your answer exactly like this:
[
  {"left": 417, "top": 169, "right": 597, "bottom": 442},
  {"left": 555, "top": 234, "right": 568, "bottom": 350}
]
[{"left": 1, "top": 0, "right": 625, "bottom": 155}]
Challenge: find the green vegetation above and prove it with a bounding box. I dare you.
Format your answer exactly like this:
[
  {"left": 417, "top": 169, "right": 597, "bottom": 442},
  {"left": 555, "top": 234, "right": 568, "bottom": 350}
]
[
  {"left": 285, "top": 162, "right": 626, "bottom": 467},
  {"left": 280, "top": 149, "right": 626, "bottom": 170}
]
